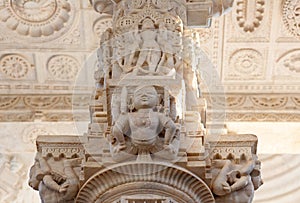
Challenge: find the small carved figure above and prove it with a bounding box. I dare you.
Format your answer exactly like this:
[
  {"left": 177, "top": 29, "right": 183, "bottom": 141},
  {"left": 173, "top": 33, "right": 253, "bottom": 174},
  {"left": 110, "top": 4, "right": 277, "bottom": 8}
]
[
  {"left": 99, "top": 28, "right": 113, "bottom": 76},
  {"left": 28, "top": 153, "right": 81, "bottom": 203},
  {"left": 212, "top": 157, "right": 259, "bottom": 203},
  {"left": 111, "top": 86, "right": 177, "bottom": 155},
  {"left": 122, "top": 27, "right": 140, "bottom": 73},
  {"left": 135, "top": 18, "right": 161, "bottom": 73}
]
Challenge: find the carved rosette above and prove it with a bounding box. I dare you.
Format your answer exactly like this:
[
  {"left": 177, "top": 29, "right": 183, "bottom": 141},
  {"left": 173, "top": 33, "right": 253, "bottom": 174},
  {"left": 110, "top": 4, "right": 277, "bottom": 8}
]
[
  {"left": 47, "top": 55, "right": 80, "bottom": 81},
  {"left": 283, "top": 0, "right": 300, "bottom": 38},
  {"left": 226, "top": 49, "right": 264, "bottom": 80},
  {"left": 0, "top": 54, "right": 33, "bottom": 79},
  {"left": 0, "top": 0, "right": 74, "bottom": 41}
]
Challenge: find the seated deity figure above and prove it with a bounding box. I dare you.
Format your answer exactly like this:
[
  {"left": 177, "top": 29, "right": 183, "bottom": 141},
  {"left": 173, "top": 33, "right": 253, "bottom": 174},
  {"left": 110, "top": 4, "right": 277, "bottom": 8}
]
[
  {"left": 111, "top": 86, "right": 177, "bottom": 155},
  {"left": 135, "top": 18, "right": 161, "bottom": 73}
]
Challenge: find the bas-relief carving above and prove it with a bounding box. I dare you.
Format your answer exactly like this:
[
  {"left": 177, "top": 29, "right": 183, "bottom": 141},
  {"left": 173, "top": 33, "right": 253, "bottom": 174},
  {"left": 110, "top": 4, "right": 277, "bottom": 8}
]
[
  {"left": 47, "top": 55, "right": 80, "bottom": 81},
  {"left": 0, "top": 54, "right": 34, "bottom": 80},
  {"left": 225, "top": 49, "right": 265, "bottom": 80},
  {"left": 0, "top": 0, "right": 74, "bottom": 41},
  {"left": 235, "top": 0, "right": 265, "bottom": 33},
  {"left": 277, "top": 50, "right": 300, "bottom": 75},
  {"left": 283, "top": 0, "right": 300, "bottom": 39}
]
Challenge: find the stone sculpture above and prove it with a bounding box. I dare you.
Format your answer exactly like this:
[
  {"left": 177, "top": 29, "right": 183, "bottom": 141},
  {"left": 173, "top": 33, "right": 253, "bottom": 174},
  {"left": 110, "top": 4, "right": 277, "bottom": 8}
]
[
  {"left": 110, "top": 85, "right": 179, "bottom": 160},
  {"left": 29, "top": 153, "right": 81, "bottom": 203},
  {"left": 29, "top": 1, "right": 262, "bottom": 202}
]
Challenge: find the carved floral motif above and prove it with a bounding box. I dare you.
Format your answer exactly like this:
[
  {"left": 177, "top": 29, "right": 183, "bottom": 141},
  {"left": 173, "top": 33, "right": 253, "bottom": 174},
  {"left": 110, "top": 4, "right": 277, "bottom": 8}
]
[
  {"left": 282, "top": 51, "right": 300, "bottom": 73},
  {"left": 24, "top": 96, "right": 60, "bottom": 109},
  {"left": 47, "top": 55, "right": 80, "bottom": 81},
  {"left": 0, "top": 54, "right": 32, "bottom": 79},
  {"left": 227, "top": 49, "right": 264, "bottom": 80},
  {"left": 235, "top": 0, "right": 265, "bottom": 33},
  {"left": 0, "top": 0, "right": 73, "bottom": 39},
  {"left": 283, "top": 0, "right": 300, "bottom": 38},
  {"left": 250, "top": 96, "right": 288, "bottom": 108},
  {"left": 0, "top": 96, "right": 20, "bottom": 109}
]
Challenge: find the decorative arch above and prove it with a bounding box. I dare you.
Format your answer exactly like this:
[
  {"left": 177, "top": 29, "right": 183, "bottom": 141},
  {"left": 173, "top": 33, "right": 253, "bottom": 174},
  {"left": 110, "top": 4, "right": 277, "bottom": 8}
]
[{"left": 76, "top": 162, "right": 214, "bottom": 203}]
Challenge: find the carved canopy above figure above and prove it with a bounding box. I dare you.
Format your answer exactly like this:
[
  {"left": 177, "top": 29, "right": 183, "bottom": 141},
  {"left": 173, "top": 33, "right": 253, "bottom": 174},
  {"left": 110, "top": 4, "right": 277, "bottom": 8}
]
[{"left": 90, "top": 0, "right": 234, "bottom": 27}]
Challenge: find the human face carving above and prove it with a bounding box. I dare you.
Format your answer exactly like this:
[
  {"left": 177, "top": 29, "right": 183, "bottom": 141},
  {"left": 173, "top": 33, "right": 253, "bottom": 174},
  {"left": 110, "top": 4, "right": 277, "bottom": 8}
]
[{"left": 133, "top": 86, "right": 158, "bottom": 109}]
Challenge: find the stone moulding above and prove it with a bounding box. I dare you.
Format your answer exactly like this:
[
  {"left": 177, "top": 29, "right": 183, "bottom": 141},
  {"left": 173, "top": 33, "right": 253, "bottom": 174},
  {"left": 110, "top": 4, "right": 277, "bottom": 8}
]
[{"left": 76, "top": 162, "right": 214, "bottom": 203}]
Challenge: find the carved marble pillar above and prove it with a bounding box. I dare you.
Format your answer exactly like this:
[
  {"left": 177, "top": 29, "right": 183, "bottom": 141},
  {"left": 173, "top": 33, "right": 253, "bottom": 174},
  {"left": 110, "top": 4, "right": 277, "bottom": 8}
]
[{"left": 29, "top": 1, "right": 262, "bottom": 202}]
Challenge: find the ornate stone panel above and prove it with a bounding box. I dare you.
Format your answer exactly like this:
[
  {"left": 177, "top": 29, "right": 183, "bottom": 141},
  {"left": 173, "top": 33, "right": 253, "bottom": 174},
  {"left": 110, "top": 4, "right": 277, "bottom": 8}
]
[
  {"left": 0, "top": 54, "right": 35, "bottom": 80},
  {"left": 224, "top": 48, "right": 266, "bottom": 80},
  {"left": 225, "top": 0, "right": 272, "bottom": 42},
  {"left": 283, "top": 0, "right": 300, "bottom": 39},
  {"left": 0, "top": 0, "right": 75, "bottom": 42},
  {"left": 276, "top": 49, "right": 300, "bottom": 79},
  {"left": 47, "top": 55, "right": 81, "bottom": 81}
]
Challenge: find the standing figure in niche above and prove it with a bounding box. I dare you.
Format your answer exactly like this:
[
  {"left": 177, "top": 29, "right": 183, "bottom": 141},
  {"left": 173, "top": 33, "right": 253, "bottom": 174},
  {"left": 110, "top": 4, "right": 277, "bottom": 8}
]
[
  {"left": 111, "top": 86, "right": 177, "bottom": 154},
  {"left": 122, "top": 25, "right": 140, "bottom": 73},
  {"left": 135, "top": 18, "right": 161, "bottom": 73},
  {"left": 158, "top": 22, "right": 175, "bottom": 70}
]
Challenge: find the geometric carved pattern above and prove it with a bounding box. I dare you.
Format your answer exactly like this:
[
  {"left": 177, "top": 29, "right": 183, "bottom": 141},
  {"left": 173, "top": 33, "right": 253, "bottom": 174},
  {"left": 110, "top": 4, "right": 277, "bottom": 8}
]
[
  {"left": 24, "top": 96, "right": 60, "bottom": 109},
  {"left": 0, "top": 96, "right": 20, "bottom": 109},
  {"left": 47, "top": 55, "right": 80, "bottom": 81},
  {"left": 283, "top": 0, "right": 300, "bottom": 38},
  {"left": 291, "top": 97, "right": 300, "bottom": 106},
  {"left": 249, "top": 96, "right": 288, "bottom": 108},
  {"left": 0, "top": 54, "right": 32, "bottom": 79},
  {"left": 227, "top": 49, "right": 264, "bottom": 80},
  {"left": 235, "top": 0, "right": 265, "bottom": 32},
  {"left": 76, "top": 162, "right": 214, "bottom": 203},
  {"left": 0, "top": 0, "right": 73, "bottom": 40}
]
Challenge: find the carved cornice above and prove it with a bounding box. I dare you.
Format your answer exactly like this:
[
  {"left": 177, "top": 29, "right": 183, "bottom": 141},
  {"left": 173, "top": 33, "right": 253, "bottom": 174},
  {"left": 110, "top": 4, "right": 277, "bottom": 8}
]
[
  {"left": 36, "top": 135, "right": 85, "bottom": 158},
  {"left": 0, "top": 94, "right": 90, "bottom": 122}
]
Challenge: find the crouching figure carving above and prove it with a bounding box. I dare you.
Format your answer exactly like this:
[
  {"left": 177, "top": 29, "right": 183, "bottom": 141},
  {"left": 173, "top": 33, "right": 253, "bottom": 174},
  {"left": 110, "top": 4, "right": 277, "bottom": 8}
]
[
  {"left": 110, "top": 85, "right": 180, "bottom": 161},
  {"left": 28, "top": 153, "right": 82, "bottom": 203},
  {"left": 212, "top": 155, "right": 263, "bottom": 203}
]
